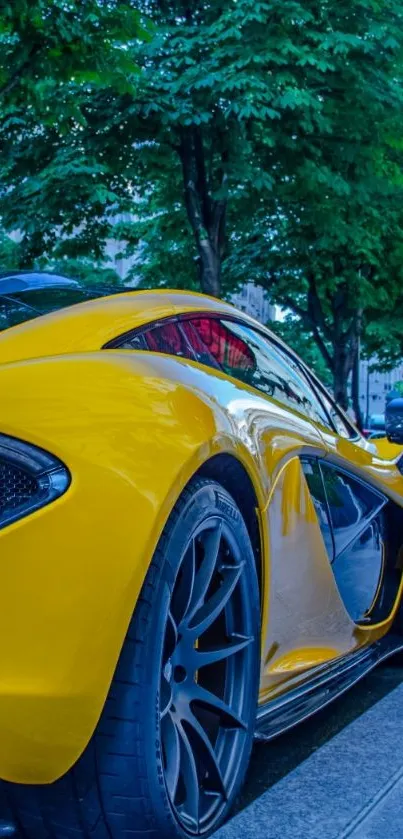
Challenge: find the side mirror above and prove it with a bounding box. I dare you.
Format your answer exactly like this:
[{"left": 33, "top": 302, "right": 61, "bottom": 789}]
[{"left": 385, "top": 398, "right": 403, "bottom": 444}]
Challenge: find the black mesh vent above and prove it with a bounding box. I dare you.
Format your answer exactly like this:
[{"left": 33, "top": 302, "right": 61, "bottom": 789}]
[{"left": 0, "top": 459, "right": 39, "bottom": 517}]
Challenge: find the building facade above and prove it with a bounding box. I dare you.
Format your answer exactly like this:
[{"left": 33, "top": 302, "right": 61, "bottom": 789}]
[
  {"left": 358, "top": 358, "right": 403, "bottom": 424},
  {"left": 230, "top": 282, "right": 275, "bottom": 324}
]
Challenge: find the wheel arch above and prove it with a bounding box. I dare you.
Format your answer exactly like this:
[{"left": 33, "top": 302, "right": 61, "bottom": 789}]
[{"left": 195, "top": 453, "right": 264, "bottom": 604}]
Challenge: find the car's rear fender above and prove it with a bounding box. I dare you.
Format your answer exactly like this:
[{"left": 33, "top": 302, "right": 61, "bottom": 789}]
[{"left": 0, "top": 351, "right": 268, "bottom": 784}]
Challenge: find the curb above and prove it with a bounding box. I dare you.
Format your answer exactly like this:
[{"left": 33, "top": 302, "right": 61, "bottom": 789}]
[{"left": 213, "top": 681, "right": 403, "bottom": 838}]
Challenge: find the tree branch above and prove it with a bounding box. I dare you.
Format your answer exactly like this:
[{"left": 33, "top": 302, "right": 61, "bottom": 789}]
[
  {"left": 0, "top": 44, "right": 41, "bottom": 99},
  {"left": 283, "top": 295, "right": 334, "bottom": 371},
  {"left": 307, "top": 274, "right": 333, "bottom": 343},
  {"left": 193, "top": 126, "right": 211, "bottom": 229}
]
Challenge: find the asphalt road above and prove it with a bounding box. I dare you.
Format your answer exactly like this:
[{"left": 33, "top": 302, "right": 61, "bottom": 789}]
[{"left": 233, "top": 659, "right": 403, "bottom": 816}]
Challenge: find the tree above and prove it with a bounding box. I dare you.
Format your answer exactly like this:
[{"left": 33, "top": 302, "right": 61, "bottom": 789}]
[
  {"left": 0, "top": 2, "right": 144, "bottom": 108},
  {"left": 0, "top": 1, "right": 147, "bottom": 269},
  {"left": 220, "top": 0, "right": 403, "bottom": 413},
  {"left": 110, "top": 0, "right": 403, "bottom": 418},
  {"left": 256, "top": 183, "right": 403, "bottom": 416},
  {"left": 117, "top": 1, "right": 403, "bottom": 304},
  {"left": 2, "top": 0, "right": 403, "bottom": 423}
]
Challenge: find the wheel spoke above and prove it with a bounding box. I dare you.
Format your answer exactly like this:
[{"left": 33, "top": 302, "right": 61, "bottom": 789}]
[
  {"left": 190, "top": 683, "right": 248, "bottom": 730},
  {"left": 182, "top": 711, "right": 226, "bottom": 798},
  {"left": 188, "top": 563, "right": 245, "bottom": 636},
  {"left": 188, "top": 522, "right": 223, "bottom": 618},
  {"left": 171, "top": 541, "right": 196, "bottom": 625},
  {"left": 163, "top": 611, "right": 178, "bottom": 665},
  {"left": 160, "top": 677, "right": 172, "bottom": 719},
  {"left": 160, "top": 510, "right": 255, "bottom": 834},
  {"left": 161, "top": 713, "right": 181, "bottom": 802},
  {"left": 194, "top": 634, "right": 253, "bottom": 668},
  {"left": 177, "top": 723, "right": 200, "bottom": 830}
]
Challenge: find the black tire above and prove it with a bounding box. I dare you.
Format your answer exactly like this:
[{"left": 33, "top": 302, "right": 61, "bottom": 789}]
[{"left": 2, "top": 477, "right": 260, "bottom": 839}]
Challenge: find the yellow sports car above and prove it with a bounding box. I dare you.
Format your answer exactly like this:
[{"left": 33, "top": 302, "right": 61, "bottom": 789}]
[{"left": 1, "top": 272, "right": 403, "bottom": 839}]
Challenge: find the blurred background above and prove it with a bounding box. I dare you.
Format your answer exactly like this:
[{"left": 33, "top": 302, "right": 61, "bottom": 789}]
[{"left": 2, "top": 0, "right": 403, "bottom": 432}]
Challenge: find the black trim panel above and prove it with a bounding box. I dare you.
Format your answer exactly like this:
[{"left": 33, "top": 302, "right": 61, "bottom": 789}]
[{"left": 255, "top": 635, "right": 403, "bottom": 741}]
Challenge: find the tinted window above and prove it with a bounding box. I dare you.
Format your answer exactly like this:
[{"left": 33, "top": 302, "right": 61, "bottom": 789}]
[
  {"left": 119, "top": 318, "right": 221, "bottom": 367},
  {"left": 0, "top": 296, "right": 38, "bottom": 331},
  {"left": 303, "top": 461, "right": 388, "bottom": 623},
  {"left": 127, "top": 321, "right": 194, "bottom": 359},
  {"left": 321, "top": 464, "right": 386, "bottom": 622},
  {"left": 11, "top": 287, "right": 115, "bottom": 314},
  {"left": 331, "top": 514, "right": 385, "bottom": 622},
  {"left": 0, "top": 287, "right": 118, "bottom": 332},
  {"left": 321, "top": 464, "right": 385, "bottom": 558},
  {"left": 195, "top": 318, "right": 331, "bottom": 425},
  {"left": 180, "top": 320, "right": 221, "bottom": 368},
  {"left": 301, "top": 458, "right": 333, "bottom": 559},
  {"left": 184, "top": 317, "right": 255, "bottom": 374},
  {"left": 317, "top": 389, "right": 356, "bottom": 439}
]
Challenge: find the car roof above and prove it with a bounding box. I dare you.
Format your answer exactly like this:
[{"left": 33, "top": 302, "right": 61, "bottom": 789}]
[
  {"left": 0, "top": 271, "right": 80, "bottom": 294},
  {"left": 0, "top": 284, "right": 359, "bottom": 439},
  {"left": 0, "top": 287, "right": 288, "bottom": 366}
]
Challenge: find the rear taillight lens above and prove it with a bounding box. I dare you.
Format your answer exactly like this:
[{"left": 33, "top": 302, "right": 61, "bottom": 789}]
[{"left": 0, "top": 434, "right": 70, "bottom": 529}]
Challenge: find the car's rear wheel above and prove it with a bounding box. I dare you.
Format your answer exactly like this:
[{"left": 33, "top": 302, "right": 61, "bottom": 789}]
[{"left": 2, "top": 477, "right": 260, "bottom": 839}]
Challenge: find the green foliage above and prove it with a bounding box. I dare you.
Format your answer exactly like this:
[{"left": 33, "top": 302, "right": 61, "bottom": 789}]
[
  {"left": 1, "top": 0, "right": 403, "bottom": 414},
  {"left": 0, "top": 1, "right": 145, "bottom": 111},
  {"left": 0, "top": 1, "right": 148, "bottom": 266},
  {"left": 37, "top": 256, "right": 124, "bottom": 288}
]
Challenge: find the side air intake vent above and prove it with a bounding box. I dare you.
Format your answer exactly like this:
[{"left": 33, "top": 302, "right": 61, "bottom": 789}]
[{"left": 0, "top": 435, "right": 70, "bottom": 529}]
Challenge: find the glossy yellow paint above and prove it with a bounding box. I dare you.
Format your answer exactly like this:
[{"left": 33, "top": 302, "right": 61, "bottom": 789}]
[
  {"left": 258, "top": 455, "right": 400, "bottom": 703},
  {"left": 0, "top": 290, "right": 242, "bottom": 365},
  {"left": 0, "top": 290, "right": 402, "bottom": 785}
]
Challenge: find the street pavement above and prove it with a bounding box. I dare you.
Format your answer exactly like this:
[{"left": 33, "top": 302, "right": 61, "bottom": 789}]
[
  {"left": 1, "top": 662, "right": 402, "bottom": 839},
  {"left": 214, "top": 661, "right": 403, "bottom": 839}
]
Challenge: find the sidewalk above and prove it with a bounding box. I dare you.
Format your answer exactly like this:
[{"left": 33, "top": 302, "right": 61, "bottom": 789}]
[{"left": 214, "top": 681, "right": 403, "bottom": 839}]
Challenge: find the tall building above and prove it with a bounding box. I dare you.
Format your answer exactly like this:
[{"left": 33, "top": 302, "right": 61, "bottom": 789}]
[
  {"left": 230, "top": 282, "right": 275, "bottom": 324},
  {"left": 358, "top": 358, "right": 403, "bottom": 423}
]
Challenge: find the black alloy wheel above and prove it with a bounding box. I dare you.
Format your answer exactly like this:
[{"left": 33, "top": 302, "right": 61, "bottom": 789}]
[{"left": 160, "top": 514, "right": 258, "bottom": 834}]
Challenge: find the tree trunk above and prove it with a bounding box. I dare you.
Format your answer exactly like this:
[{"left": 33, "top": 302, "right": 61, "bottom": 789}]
[
  {"left": 178, "top": 127, "right": 226, "bottom": 298},
  {"left": 197, "top": 237, "right": 221, "bottom": 297},
  {"left": 351, "top": 341, "right": 364, "bottom": 431},
  {"left": 332, "top": 308, "right": 363, "bottom": 416},
  {"left": 332, "top": 348, "right": 351, "bottom": 411}
]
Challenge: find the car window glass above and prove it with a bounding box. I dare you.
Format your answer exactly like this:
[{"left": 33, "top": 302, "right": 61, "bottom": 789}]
[
  {"left": 12, "top": 287, "right": 115, "bottom": 313},
  {"left": 301, "top": 458, "right": 333, "bottom": 559},
  {"left": 180, "top": 320, "right": 222, "bottom": 368},
  {"left": 211, "top": 319, "right": 331, "bottom": 425},
  {"left": 121, "top": 320, "right": 196, "bottom": 360},
  {"left": 321, "top": 464, "right": 385, "bottom": 557},
  {"left": 331, "top": 515, "right": 385, "bottom": 623},
  {"left": 313, "top": 386, "right": 356, "bottom": 439},
  {"left": 186, "top": 317, "right": 256, "bottom": 375},
  {"left": 0, "top": 296, "right": 38, "bottom": 331},
  {"left": 0, "top": 287, "right": 121, "bottom": 333}
]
